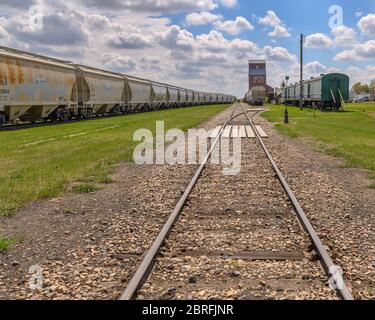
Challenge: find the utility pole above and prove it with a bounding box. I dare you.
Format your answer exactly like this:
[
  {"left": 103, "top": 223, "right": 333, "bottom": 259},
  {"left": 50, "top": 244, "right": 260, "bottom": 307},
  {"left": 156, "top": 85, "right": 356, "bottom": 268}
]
[
  {"left": 284, "top": 76, "right": 289, "bottom": 124},
  {"left": 300, "top": 33, "right": 304, "bottom": 110}
]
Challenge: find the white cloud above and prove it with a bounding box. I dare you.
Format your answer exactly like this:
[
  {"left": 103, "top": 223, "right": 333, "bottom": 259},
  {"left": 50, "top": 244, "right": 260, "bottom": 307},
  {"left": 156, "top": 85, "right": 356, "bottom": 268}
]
[
  {"left": 258, "top": 10, "right": 290, "bottom": 38},
  {"left": 0, "top": 0, "right": 35, "bottom": 8},
  {"left": 331, "top": 25, "right": 357, "bottom": 47},
  {"left": 358, "top": 13, "right": 375, "bottom": 36},
  {"left": 268, "top": 25, "right": 290, "bottom": 38},
  {"left": 158, "top": 25, "right": 196, "bottom": 51},
  {"left": 0, "top": 0, "right": 301, "bottom": 98},
  {"left": 219, "top": 0, "right": 237, "bottom": 7},
  {"left": 186, "top": 11, "right": 222, "bottom": 26},
  {"left": 335, "top": 40, "right": 375, "bottom": 61},
  {"left": 345, "top": 66, "right": 375, "bottom": 85},
  {"left": 86, "top": 14, "right": 111, "bottom": 30},
  {"left": 0, "top": 18, "right": 8, "bottom": 39},
  {"left": 259, "top": 10, "right": 282, "bottom": 27},
  {"left": 4, "top": 11, "right": 89, "bottom": 46},
  {"left": 78, "top": 0, "right": 218, "bottom": 13},
  {"left": 263, "top": 46, "right": 297, "bottom": 62},
  {"left": 285, "top": 61, "right": 341, "bottom": 85},
  {"left": 304, "top": 33, "right": 335, "bottom": 48},
  {"left": 196, "top": 30, "right": 229, "bottom": 52},
  {"left": 107, "top": 32, "right": 153, "bottom": 49},
  {"left": 229, "top": 39, "right": 259, "bottom": 52},
  {"left": 304, "top": 61, "right": 331, "bottom": 74},
  {"left": 101, "top": 52, "right": 137, "bottom": 72},
  {"left": 214, "top": 16, "right": 254, "bottom": 35}
]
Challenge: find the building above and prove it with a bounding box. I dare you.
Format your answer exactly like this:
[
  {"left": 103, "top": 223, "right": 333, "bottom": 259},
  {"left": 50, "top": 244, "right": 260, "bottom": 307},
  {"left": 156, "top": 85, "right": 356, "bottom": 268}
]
[
  {"left": 249, "top": 60, "right": 267, "bottom": 90},
  {"left": 248, "top": 60, "right": 274, "bottom": 101}
]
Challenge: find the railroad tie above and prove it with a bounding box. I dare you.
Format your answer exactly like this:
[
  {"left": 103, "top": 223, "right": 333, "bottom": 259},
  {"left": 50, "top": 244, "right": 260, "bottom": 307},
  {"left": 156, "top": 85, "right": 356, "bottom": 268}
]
[
  {"left": 255, "top": 125, "right": 268, "bottom": 138},
  {"left": 222, "top": 125, "right": 232, "bottom": 138}
]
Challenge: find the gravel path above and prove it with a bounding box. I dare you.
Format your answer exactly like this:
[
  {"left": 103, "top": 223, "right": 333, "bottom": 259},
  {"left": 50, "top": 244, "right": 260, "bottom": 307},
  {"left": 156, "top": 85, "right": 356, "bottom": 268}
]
[
  {"left": 1, "top": 103, "right": 373, "bottom": 300},
  {"left": 139, "top": 106, "right": 338, "bottom": 300},
  {"left": 256, "top": 111, "right": 375, "bottom": 300},
  {"left": 0, "top": 106, "right": 233, "bottom": 300}
]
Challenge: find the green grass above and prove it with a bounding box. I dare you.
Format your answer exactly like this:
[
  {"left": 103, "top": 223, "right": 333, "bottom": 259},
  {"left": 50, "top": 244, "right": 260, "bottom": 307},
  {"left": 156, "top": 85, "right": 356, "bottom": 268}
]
[
  {"left": 262, "top": 102, "right": 375, "bottom": 186},
  {"left": 0, "top": 105, "right": 229, "bottom": 215},
  {"left": 72, "top": 183, "right": 100, "bottom": 194},
  {"left": 0, "top": 236, "right": 15, "bottom": 252}
]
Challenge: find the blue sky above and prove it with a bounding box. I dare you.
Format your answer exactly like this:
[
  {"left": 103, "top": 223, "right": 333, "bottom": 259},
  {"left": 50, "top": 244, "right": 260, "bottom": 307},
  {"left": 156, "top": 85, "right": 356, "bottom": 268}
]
[
  {"left": 168, "top": 0, "right": 375, "bottom": 75},
  {"left": 0, "top": 0, "right": 374, "bottom": 97}
]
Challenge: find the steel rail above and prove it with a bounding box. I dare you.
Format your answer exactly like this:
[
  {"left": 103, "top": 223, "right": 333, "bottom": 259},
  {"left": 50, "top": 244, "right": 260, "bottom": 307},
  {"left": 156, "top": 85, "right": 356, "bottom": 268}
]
[
  {"left": 243, "top": 106, "right": 354, "bottom": 300},
  {"left": 119, "top": 106, "right": 237, "bottom": 300}
]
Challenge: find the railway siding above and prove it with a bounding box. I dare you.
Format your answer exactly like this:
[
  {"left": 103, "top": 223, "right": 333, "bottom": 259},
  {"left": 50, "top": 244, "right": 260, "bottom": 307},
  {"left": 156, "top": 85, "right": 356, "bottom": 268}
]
[
  {"left": 1, "top": 104, "right": 374, "bottom": 300},
  {"left": 136, "top": 107, "right": 340, "bottom": 300}
]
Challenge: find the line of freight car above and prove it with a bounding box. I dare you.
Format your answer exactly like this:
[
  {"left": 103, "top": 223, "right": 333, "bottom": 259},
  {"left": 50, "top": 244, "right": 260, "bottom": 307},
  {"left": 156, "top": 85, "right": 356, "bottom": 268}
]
[{"left": 0, "top": 46, "right": 236, "bottom": 125}]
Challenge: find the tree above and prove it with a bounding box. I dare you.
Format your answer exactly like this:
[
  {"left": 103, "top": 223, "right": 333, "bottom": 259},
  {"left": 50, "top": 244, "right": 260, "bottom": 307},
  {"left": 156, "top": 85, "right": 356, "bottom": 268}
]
[
  {"left": 352, "top": 82, "right": 369, "bottom": 94},
  {"left": 352, "top": 82, "right": 362, "bottom": 94},
  {"left": 370, "top": 80, "right": 375, "bottom": 99}
]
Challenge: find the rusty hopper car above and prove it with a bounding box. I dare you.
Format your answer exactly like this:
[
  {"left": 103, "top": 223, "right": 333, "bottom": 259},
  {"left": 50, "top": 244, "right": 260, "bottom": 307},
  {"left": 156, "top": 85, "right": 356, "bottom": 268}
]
[
  {"left": 0, "top": 46, "right": 235, "bottom": 125},
  {"left": 73, "top": 65, "right": 125, "bottom": 117},
  {"left": 0, "top": 47, "right": 76, "bottom": 123}
]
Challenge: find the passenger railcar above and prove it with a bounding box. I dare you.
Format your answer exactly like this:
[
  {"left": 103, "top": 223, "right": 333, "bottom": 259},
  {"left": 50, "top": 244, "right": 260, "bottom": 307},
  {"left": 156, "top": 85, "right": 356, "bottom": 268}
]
[{"left": 281, "top": 73, "right": 349, "bottom": 110}]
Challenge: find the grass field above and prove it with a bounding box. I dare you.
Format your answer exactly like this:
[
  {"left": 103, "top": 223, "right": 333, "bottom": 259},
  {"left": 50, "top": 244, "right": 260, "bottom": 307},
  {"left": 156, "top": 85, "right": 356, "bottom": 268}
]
[
  {"left": 0, "top": 105, "right": 229, "bottom": 216},
  {"left": 0, "top": 236, "right": 15, "bottom": 252},
  {"left": 262, "top": 102, "right": 375, "bottom": 188}
]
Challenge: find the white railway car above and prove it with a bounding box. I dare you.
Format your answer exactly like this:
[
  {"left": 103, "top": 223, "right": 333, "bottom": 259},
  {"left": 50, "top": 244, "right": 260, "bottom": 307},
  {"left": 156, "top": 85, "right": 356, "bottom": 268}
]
[
  {"left": 151, "top": 81, "right": 168, "bottom": 110},
  {"left": 204, "top": 93, "right": 211, "bottom": 104},
  {"left": 178, "top": 88, "right": 188, "bottom": 107},
  {"left": 193, "top": 92, "right": 200, "bottom": 105},
  {"left": 167, "top": 86, "right": 179, "bottom": 108},
  {"left": 125, "top": 76, "right": 152, "bottom": 112},
  {"left": 74, "top": 65, "right": 125, "bottom": 117},
  {"left": 186, "top": 90, "right": 194, "bottom": 106},
  {"left": 198, "top": 92, "right": 205, "bottom": 105}
]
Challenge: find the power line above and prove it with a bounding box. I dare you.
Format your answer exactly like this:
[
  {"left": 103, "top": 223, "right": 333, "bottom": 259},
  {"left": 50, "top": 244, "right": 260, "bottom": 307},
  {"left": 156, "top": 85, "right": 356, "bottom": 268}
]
[{"left": 315, "top": 43, "right": 368, "bottom": 71}]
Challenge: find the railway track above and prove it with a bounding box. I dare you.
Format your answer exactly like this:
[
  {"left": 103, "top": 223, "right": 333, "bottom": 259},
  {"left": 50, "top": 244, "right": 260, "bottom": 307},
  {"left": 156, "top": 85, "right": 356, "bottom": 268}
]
[{"left": 119, "top": 103, "right": 353, "bottom": 300}]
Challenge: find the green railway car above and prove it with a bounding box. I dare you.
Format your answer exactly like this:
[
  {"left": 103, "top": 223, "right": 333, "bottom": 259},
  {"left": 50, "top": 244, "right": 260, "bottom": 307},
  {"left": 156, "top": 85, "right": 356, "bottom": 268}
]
[{"left": 282, "top": 73, "right": 350, "bottom": 110}]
